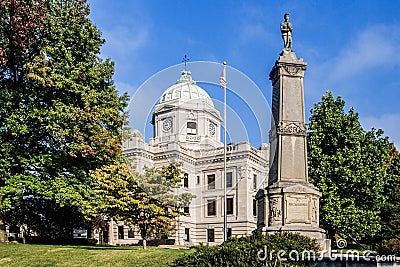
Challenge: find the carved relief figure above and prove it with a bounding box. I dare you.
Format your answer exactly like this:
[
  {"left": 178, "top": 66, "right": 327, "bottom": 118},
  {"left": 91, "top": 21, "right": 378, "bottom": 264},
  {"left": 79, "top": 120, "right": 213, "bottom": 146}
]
[
  {"left": 269, "top": 198, "right": 281, "bottom": 221},
  {"left": 280, "top": 13, "right": 292, "bottom": 50}
]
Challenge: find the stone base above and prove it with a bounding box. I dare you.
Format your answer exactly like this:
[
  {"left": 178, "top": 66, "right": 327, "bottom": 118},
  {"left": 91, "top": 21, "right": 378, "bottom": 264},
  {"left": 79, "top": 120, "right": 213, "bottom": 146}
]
[{"left": 266, "top": 182, "right": 322, "bottom": 228}]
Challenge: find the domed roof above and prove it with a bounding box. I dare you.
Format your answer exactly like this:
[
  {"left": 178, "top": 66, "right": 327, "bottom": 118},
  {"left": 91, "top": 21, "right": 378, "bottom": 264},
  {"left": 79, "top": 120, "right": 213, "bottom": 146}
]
[{"left": 159, "top": 70, "right": 214, "bottom": 107}]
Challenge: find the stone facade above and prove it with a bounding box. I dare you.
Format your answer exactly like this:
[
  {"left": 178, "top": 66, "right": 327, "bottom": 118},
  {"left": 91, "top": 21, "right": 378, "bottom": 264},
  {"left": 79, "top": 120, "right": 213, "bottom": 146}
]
[{"left": 109, "top": 70, "right": 270, "bottom": 245}]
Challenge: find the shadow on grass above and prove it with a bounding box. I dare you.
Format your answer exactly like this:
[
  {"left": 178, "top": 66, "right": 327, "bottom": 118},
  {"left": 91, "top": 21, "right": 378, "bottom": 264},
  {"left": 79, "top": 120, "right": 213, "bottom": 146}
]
[
  {"left": 3, "top": 243, "right": 189, "bottom": 252},
  {"left": 8, "top": 243, "right": 144, "bottom": 251},
  {"left": 75, "top": 246, "right": 142, "bottom": 251}
]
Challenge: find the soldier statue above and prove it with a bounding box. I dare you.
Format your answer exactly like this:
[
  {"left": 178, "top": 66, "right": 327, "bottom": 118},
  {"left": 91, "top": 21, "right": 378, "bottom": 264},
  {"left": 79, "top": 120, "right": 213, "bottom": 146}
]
[{"left": 280, "top": 13, "right": 293, "bottom": 50}]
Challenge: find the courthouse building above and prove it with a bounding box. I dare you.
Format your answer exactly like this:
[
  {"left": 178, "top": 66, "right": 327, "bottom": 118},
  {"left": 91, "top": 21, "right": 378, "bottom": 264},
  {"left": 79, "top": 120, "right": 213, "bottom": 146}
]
[{"left": 108, "top": 70, "right": 269, "bottom": 245}]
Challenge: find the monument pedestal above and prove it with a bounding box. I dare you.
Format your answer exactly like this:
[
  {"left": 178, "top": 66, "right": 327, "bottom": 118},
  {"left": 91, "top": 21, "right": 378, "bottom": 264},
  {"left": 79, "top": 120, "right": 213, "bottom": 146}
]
[
  {"left": 264, "top": 182, "right": 325, "bottom": 240},
  {"left": 257, "top": 49, "right": 325, "bottom": 241}
]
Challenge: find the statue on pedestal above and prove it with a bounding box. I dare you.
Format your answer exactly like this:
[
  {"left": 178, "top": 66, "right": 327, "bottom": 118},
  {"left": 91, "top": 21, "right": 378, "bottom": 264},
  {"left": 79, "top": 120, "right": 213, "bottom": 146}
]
[
  {"left": 280, "top": 13, "right": 293, "bottom": 50},
  {"left": 257, "top": 13, "right": 326, "bottom": 243}
]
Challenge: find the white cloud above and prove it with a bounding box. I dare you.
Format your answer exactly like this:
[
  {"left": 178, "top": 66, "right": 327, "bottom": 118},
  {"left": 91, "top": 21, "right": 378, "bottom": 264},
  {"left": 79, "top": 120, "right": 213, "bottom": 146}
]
[
  {"left": 236, "top": 5, "right": 275, "bottom": 44},
  {"left": 115, "top": 81, "right": 138, "bottom": 96},
  {"left": 305, "top": 23, "right": 400, "bottom": 102},
  {"left": 330, "top": 25, "right": 400, "bottom": 81},
  {"left": 101, "top": 26, "right": 148, "bottom": 59},
  {"left": 360, "top": 113, "right": 400, "bottom": 148},
  {"left": 240, "top": 23, "right": 270, "bottom": 40}
]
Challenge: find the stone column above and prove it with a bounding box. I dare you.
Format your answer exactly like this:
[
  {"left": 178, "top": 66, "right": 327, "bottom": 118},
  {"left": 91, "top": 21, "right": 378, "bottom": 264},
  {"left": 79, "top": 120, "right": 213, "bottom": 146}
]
[
  {"left": 108, "top": 218, "right": 115, "bottom": 245},
  {"left": 263, "top": 49, "right": 325, "bottom": 240}
]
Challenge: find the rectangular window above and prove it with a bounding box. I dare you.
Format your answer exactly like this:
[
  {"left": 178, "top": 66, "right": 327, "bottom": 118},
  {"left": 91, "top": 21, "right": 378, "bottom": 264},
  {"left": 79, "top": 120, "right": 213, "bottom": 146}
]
[
  {"left": 187, "top": 122, "right": 197, "bottom": 135},
  {"left": 128, "top": 228, "right": 135, "bottom": 238},
  {"left": 118, "top": 226, "right": 124, "bottom": 240},
  {"left": 227, "top": 197, "right": 234, "bottom": 215},
  {"left": 207, "top": 174, "right": 215, "bottom": 190},
  {"left": 183, "top": 173, "right": 189, "bottom": 188},
  {"left": 184, "top": 206, "right": 190, "bottom": 214},
  {"left": 227, "top": 228, "right": 232, "bottom": 238},
  {"left": 226, "top": 172, "right": 232, "bottom": 188},
  {"left": 207, "top": 229, "right": 215, "bottom": 242},
  {"left": 253, "top": 174, "right": 257, "bottom": 190},
  {"left": 207, "top": 200, "right": 216, "bottom": 216},
  {"left": 196, "top": 176, "right": 200, "bottom": 184},
  {"left": 253, "top": 199, "right": 257, "bottom": 217},
  {"left": 184, "top": 228, "right": 190, "bottom": 242}
]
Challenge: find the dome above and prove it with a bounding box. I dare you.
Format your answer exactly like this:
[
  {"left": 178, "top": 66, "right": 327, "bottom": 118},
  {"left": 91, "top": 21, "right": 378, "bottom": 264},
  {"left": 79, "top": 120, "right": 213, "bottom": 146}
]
[{"left": 159, "top": 70, "right": 214, "bottom": 107}]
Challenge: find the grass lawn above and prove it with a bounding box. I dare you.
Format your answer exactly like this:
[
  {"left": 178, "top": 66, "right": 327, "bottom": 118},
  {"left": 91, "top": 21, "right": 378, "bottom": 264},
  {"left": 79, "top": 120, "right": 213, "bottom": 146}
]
[{"left": 0, "top": 243, "right": 193, "bottom": 267}]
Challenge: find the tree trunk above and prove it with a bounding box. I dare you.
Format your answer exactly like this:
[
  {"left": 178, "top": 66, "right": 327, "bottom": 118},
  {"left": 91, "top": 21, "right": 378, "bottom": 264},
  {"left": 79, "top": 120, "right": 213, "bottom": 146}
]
[
  {"left": 0, "top": 196, "right": 7, "bottom": 243},
  {"left": 0, "top": 216, "right": 7, "bottom": 242},
  {"left": 140, "top": 224, "right": 147, "bottom": 250},
  {"left": 0, "top": 225, "right": 7, "bottom": 243}
]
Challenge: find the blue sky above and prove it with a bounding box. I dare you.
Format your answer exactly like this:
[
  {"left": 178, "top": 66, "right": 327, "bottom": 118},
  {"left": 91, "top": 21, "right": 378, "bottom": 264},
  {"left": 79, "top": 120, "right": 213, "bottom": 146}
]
[{"left": 88, "top": 0, "right": 400, "bottom": 149}]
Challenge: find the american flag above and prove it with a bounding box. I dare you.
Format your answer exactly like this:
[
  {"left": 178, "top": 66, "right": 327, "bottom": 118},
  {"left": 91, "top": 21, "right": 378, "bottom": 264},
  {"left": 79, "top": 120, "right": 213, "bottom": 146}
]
[{"left": 219, "top": 74, "right": 227, "bottom": 88}]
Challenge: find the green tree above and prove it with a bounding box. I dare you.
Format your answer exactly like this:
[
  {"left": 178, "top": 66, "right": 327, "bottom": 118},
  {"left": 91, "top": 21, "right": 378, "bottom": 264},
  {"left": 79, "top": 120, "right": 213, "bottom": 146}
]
[
  {"left": 0, "top": 0, "right": 47, "bottom": 242},
  {"left": 5, "top": 196, "right": 94, "bottom": 240},
  {"left": 133, "top": 163, "right": 193, "bottom": 249},
  {"left": 380, "top": 147, "right": 400, "bottom": 239},
  {"left": 307, "top": 92, "right": 392, "bottom": 242},
  {"left": 85, "top": 161, "right": 142, "bottom": 222},
  {"left": 90, "top": 162, "right": 193, "bottom": 249},
  {"left": 0, "top": 0, "right": 128, "bottom": 242}
]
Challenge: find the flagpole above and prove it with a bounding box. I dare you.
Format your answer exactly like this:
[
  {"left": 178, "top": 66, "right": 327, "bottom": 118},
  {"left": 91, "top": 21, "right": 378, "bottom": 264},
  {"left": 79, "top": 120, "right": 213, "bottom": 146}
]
[{"left": 223, "top": 61, "right": 227, "bottom": 242}]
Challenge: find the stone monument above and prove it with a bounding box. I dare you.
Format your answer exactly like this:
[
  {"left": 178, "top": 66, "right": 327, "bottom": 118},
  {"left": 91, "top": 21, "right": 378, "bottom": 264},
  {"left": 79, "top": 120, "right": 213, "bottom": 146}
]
[{"left": 256, "top": 14, "right": 326, "bottom": 241}]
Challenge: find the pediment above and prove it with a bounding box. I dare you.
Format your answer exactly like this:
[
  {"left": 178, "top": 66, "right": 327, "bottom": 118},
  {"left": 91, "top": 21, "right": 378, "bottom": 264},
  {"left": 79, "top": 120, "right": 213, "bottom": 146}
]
[{"left": 155, "top": 105, "right": 174, "bottom": 113}]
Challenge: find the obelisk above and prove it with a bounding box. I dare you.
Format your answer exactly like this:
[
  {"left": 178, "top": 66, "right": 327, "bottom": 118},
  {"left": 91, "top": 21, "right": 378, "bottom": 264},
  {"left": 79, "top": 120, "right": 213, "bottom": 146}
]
[{"left": 257, "top": 13, "right": 325, "bottom": 240}]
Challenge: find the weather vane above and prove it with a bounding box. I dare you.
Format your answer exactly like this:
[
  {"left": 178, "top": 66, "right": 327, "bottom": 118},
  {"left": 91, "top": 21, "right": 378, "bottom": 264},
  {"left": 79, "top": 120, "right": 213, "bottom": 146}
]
[{"left": 182, "top": 55, "right": 189, "bottom": 71}]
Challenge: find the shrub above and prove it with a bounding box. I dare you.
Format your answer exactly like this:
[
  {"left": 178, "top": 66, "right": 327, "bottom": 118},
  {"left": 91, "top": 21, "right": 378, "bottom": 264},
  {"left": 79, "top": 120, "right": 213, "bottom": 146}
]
[
  {"left": 137, "top": 238, "right": 175, "bottom": 246},
  {"left": 172, "top": 231, "right": 320, "bottom": 267},
  {"left": 378, "top": 238, "right": 400, "bottom": 256},
  {"left": 166, "top": 239, "right": 175, "bottom": 245}
]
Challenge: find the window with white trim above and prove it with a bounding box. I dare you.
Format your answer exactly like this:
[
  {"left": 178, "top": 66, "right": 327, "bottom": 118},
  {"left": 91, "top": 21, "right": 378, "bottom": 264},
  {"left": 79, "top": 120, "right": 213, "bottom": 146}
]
[{"left": 187, "top": 121, "right": 197, "bottom": 135}]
